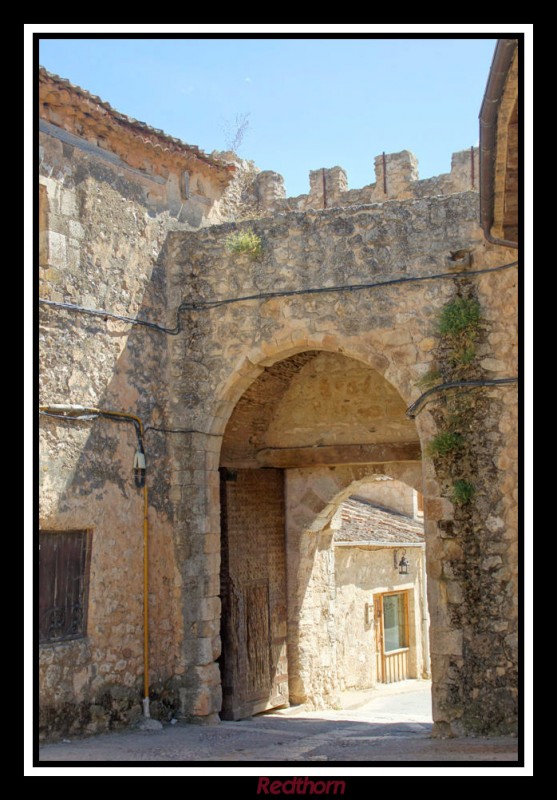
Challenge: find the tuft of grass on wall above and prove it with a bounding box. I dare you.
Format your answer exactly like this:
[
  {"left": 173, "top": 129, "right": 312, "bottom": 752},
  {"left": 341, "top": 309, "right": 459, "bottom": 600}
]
[
  {"left": 225, "top": 228, "right": 262, "bottom": 257},
  {"left": 451, "top": 479, "right": 475, "bottom": 505},
  {"left": 438, "top": 297, "right": 481, "bottom": 339},
  {"left": 438, "top": 297, "right": 481, "bottom": 365},
  {"left": 427, "top": 431, "right": 463, "bottom": 457}
]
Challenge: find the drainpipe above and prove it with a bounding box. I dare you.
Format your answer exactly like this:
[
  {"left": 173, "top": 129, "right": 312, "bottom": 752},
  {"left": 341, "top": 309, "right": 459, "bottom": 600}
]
[
  {"left": 38, "top": 404, "right": 151, "bottom": 717},
  {"left": 479, "top": 38, "right": 519, "bottom": 249}
]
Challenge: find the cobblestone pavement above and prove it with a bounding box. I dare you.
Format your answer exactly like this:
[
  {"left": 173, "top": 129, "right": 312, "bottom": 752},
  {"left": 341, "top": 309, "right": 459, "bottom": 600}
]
[{"left": 38, "top": 682, "right": 520, "bottom": 765}]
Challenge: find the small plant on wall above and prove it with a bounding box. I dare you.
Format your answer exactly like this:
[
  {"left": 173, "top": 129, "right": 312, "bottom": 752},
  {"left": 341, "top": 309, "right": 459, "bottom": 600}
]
[
  {"left": 451, "top": 479, "right": 475, "bottom": 506},
  {"left": 421, "top": 288, "right": 484, "bottom": 508},
  {"left": 427, "top": 430, "right": 463, "bottom": 458},
  {"left": 225, "top": 228, "right": 262, "bottom": 258},
  {"left": 438, "top": 297, "right": 481, "bottom": 368}
]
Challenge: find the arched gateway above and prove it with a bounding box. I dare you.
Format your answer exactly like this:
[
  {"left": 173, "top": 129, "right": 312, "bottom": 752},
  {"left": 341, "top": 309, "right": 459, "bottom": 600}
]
[
  {"left": 217, "top": 350, "right": 422, "bottom": 718},
  {"left": 164, "top": 198, "right": 518, "bottom": 736}
]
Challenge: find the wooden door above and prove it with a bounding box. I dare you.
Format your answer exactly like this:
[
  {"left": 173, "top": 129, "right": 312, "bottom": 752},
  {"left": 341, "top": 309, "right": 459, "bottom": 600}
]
[
  {"left": 375, "top": 591, "right": 410, "bottom": 684},
  {"left": 219, "top": 468, "right": 289, "bottom": 720}
]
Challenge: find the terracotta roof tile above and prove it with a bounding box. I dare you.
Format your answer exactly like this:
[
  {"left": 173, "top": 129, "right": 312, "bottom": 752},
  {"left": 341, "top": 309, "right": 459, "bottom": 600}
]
[
  {"left": 39, "top": 66, "right": 234, "bottom": 174},
  {"left": 334, "top": 497, "right": 424, "bottom": 544}
]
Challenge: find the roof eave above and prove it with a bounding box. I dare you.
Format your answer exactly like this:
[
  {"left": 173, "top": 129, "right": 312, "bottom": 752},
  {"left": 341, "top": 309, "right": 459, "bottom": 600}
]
[
  {"left": 38, "top": 66, "right": 235, "bottom": 178},
  {"left": 478, "top": 39, "right": 519, "bottom": 248}
]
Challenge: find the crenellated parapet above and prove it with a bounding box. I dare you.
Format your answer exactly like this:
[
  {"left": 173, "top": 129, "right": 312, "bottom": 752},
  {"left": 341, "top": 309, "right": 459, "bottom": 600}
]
[{"left": 251, "top": 148, "right": 479, "bottom": 214}]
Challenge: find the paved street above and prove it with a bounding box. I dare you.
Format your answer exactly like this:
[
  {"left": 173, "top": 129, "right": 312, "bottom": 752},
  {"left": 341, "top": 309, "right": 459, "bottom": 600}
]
[{"left": 38, "top": 681, "right": 519, "bottom": 764}]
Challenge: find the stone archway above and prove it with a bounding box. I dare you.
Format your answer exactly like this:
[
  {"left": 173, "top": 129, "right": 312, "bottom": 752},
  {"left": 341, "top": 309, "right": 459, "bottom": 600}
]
[
  {"left": 216, "top": 349, "right": 424, "bottom": 716},
  {"left": 164, "top": 195, "right": 517, "bottom": 736}
]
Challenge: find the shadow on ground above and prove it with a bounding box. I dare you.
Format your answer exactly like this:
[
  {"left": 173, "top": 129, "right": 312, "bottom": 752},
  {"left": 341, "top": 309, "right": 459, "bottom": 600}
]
[
  {"left": 39, "top": 712, "right": 518, "bottom": 763},
  {"left": 38, "top": 682, "right": 518, "bottom": 763}
]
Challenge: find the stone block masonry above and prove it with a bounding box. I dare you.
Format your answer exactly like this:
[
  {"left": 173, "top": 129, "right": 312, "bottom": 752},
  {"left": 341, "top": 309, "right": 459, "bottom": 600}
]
[
  {"left": 163, "top": 194, "right": 518, "bottom": 735},
  {"left": 38, "top": 67, "right": 237, "bottom": 739}
]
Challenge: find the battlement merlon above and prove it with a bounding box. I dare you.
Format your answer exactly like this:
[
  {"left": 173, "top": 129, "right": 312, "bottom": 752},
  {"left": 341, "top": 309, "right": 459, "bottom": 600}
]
[{"left": 252, "top": 148, "right": 479, "bottom": 213}]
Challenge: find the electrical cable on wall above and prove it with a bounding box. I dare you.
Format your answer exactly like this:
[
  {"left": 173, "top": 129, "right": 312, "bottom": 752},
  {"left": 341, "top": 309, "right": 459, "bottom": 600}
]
[
  {"left": 144, "top": 425, "right": 220, "bottom": 437},
  {"left": 405, "top": 377, "right": 519, "bottom": 418},
  {"left": 38, "top": 260, "right": 518, "bottom": 336},
  {"left": 39, "top": 407, "right": 146, "bottom": 486}
]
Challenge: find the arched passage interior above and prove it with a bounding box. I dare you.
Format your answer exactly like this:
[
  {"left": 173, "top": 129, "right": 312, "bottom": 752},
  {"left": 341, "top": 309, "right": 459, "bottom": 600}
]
[{"left": 217, "top": 349, "right": 424, "bottom": 719}]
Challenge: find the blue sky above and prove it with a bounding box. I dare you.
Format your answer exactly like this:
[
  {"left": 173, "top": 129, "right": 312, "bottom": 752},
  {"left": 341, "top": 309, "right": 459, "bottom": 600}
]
[{"left": 38, "top": 36, "right": 497, "bottom": 197}]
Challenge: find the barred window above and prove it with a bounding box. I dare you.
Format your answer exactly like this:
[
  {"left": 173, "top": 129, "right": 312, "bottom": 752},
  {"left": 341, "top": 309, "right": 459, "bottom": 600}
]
[{"left": 39, "top": 530, "right": 91, "bottom": 644}]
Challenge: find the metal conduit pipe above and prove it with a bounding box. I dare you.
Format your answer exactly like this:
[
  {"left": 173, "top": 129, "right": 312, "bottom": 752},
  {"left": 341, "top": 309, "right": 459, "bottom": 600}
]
[{"left": 38, "top": 404, "right": 152, "bottom": 718}]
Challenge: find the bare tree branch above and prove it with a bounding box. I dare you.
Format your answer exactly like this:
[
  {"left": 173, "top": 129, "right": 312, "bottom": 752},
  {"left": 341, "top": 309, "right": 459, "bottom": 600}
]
[{"left": 222, "top": 112, "right": 251, "bottom": 153}]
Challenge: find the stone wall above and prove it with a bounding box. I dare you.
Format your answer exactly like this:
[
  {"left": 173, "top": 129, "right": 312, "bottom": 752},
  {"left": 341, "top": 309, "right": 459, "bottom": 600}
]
[
  {"left": 164, "top": 193, "right": 518, "bottom": 735},
  {"left": 39, "top": 68, "right": 233, "bottom": 228},
  {"left": 37, "top": 96, "right": 234, "bottom": 737}
]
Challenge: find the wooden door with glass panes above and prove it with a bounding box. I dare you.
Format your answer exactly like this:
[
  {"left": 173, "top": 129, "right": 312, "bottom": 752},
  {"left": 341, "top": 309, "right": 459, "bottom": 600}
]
[{"left": 375, "top": 591, "right": 409, "bottom": 683}]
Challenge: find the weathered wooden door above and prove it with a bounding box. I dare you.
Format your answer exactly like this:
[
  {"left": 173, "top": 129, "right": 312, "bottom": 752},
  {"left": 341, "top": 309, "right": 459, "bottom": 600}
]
[{"left": 219, "top": 468, "right": 289, "bottom": 720}]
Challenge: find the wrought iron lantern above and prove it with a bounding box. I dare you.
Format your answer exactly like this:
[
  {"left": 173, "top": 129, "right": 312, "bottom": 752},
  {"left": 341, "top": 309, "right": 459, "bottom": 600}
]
[{"left": 394, "top": 549, "right": 409, "bottom": 575}]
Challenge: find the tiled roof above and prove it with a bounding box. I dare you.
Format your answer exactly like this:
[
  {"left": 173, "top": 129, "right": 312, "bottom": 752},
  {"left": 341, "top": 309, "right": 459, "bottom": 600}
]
[
  {"left": 39, "top": 66, "right": 233, "bottom": 173},
  {"left": 334, "top": 497, "right": 424, "bottom": 544}
]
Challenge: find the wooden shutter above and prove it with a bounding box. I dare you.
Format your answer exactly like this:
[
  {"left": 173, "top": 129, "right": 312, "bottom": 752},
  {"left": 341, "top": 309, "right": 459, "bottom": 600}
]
[{"left": 39, "top": 530, "right": 91, "bottom": 643}]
